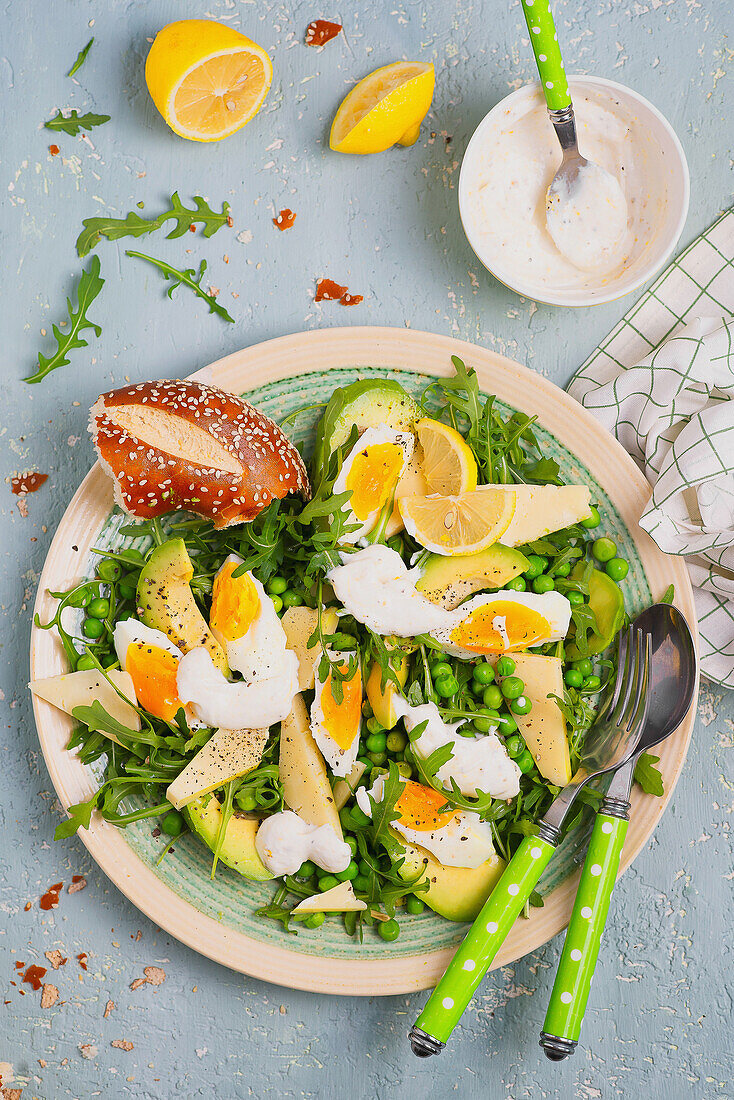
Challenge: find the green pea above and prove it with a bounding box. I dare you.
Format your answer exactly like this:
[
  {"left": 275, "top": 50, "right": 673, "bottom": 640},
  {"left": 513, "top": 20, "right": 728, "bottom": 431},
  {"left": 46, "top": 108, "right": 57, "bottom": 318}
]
[
  {"left": 366, "top": 732, "right": 387, "bottom": 754},
  {"left": 304, "top": 911, "right": 326, "bottom": 929},
  {"left": 568, "top": 591, "right": 585, "bottom": 606},
  {"left": 361, "top": 700, "right": 374, "bottom": 719},
  {"left": 266, "top": 576, "right": 288, "bottom": 595},
  {"left": 472, "top": 662, "right": 496, "bottom": 686},
  {"left": 581, "top": 505, "right": 601, "bottom": 529},
  {"left": 564, "top": 668, "right": 584, "bottom": 688},
  {"left": 386, "top": 730, "right": 407, "bottom": 753},
  {"left": 336, "top": 860, "right": 359, "bottom": 882},
  {"left": 118, "top": 579, "right": 137, "bottom": 601},
  {"left": 510, "top": 695, "right": 532, "bottom": 715},
  {"left": 435, "top": 674, "right": 459, "bottom": 697},
  {"left": 406, "top": 896, "right": 425, "bottom": 915},
  {"left": 505, "top": 735, "right": 524, "bottom": 758},
  {"left": 584, "top": 675, "right": 601, "bottom": 691},
  {"left": 282, "top": 590, "right": 302, "bottom": 608},
  {"left": 377, "top": 918, "right": 400, "bottom": 942},
  {"left": 161, "top": 810, "right": 185, "bottom": 837},
  {"left": 369, "top": 751, "right": 387, "bottom": 766},
  {"left": 238, "top": 791, "right": 257, "bottom": 813},
  {"left": 524, "top": 554, "right": 548, "bottom": 580},
  {"left": 516, "top": 749, "right": 535, "bottom": 773},
  {"left": 496, "top": 656, "right": 515, "bottom": 677},
  {"left": 396, "top": 761, "right": 413, "bottom": 779},
  {"left": 82, "top": 617, "right": 104, "bottom": 639},
  {"left": 507, "top": 576, "right": 527, "bottom": 592},
  {"left": 297, "top": 860, "right": 317, "bottom": 879},
  {"left": 533, "top": 575, "right": 555, "bottom": 594},
  {"left": 473, "top": 709, "right": 500, "bottom": 733},
  {"left": 483, "top": 685, "right": 503, "bottom": 710},
  {"left": 501, "top": 676, "right": 525, "bottom": 700},
  {"left": 606, "top": 557, "right": 629, "bottom": 581},
  {"left": 553, "top": 563, "right": 571, "bottom": 578},
  {"left": 358, "top": 859, "right": 372, "bottom": 877},
  {"left": 97, "top": 558, "right": 123, "bottom": 583},
  {"left": 345, "top": 835, "right": 358, "bottom": 856},
  {"left": 318, "top": 875, "right": 340, "bottom": 893},
  {"left": 592, "top": 537, "right": 617, "bottom": 563},
  {"left": 350, "top": 807, "right": 371, "bottom": 828},
  {"left": 270, "top": 594, "right": 283, "bottom": 614},
  {"left": 573, "top": 658, "right": 594, "bottom": 677},
  {"left": 497, "top": 714, "right": 518, "bottom": 736},
  {"left": 75, "top": 654, "right": 96, "bottom": 671},
  {"left": 353, "top": 874, "right": 370, "bottom": 893},
  {"left": 366, "top": 716, "right": 385, "bottom": 736},
  {"left": 124, "top": 548, "right": 146, "bottom": 564},
  {"left": 88, "top": 597, "right": 110, "bottom": 619},
  {"left": 431, "top": 661, "right": 453, "bottom": 680}
]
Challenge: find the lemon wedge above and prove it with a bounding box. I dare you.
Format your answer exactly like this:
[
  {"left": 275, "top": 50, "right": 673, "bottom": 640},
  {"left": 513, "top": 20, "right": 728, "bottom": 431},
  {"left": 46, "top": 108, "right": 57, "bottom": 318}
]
[
  {"left": 330, "top": 61, "right": 435, "bottom": 154},
  {"left": 416, "top": 418, "right": 478, "bottom": 495},
  {"left": 399, "top": 489, "right": 515, "bottom": 556},
  {"left": 145, "top": 19, "right": 273, "bottom": 142}
]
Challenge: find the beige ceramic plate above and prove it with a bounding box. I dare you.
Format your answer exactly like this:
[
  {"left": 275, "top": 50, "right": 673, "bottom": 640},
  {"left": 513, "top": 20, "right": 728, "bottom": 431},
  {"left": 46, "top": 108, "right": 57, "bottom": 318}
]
[{"left": 30, "top": 327, "right": 697, "bottom": 995}]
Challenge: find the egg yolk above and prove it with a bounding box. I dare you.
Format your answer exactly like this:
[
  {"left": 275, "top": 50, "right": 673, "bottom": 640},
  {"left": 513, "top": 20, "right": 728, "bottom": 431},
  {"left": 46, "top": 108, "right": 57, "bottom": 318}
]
[
  {"left": 395, "top": 780, "right": 457, "bottom": 832},
  {"left": 125, "top": 642, "right": 182, "bottom": 721},
  {"left": 210, "top": 563, "right": 261, "bottom": 642},
  {"left": 345, "top": 442, "right": 404, "bottom": 520},
  {"left": 450, "top": 601, "right": 551, "bottom": 653},
  {"left": 320, "top": 664, "right": 362, "bottom": 750}
]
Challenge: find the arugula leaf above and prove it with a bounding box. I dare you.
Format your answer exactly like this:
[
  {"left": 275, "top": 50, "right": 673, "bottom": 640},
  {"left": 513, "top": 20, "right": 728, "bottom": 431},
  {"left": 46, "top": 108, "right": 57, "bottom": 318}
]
[
  {"left": 634, "top": 753, "right": 664, "bottom": 796},
  {"left": 25, "top": 255, "right": 104, "bottom": 383},
  {"left": 68, "top": 37, "right": 94, "bottom": 77},
  {"left": 77, "top": 192, "right": 231, "bottom": 257},
  {"left": 45, "top": 109, "right": 110, "bottom": 136},
  {"left": 660, "top": 584, "right": 675, "bottom": 605},
  {"left": 125, "top": 250, "right": 234, "bottom": 323},
  {"left": 55, "top": 797, "right": 95, "bottom": 839},
  {"left": 366, "top": 762, "right": 405, "bottom": 862},
  {"left": 71, "top": 700, "right": 140, "bottom": 743}
]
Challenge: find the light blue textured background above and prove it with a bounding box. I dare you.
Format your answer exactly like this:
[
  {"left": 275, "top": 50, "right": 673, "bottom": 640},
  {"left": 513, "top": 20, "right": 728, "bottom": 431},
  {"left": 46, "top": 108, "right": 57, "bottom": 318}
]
[{"left": 1, "top": 1, "right": 732, "bottom": 1097}]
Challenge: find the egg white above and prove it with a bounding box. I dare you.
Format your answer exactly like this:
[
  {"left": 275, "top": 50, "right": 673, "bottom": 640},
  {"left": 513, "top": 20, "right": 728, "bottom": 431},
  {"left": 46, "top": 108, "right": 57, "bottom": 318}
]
[
  {"left": 356, "top": 775, "right": 496, "bottom": 869},
  {"left": 210, "top": 554, "right": 294, "bottom": 682},
  {"left": 177, "top": 646, "right": 299, "bottom": 731},
  {"left": 431, "top": 589, "right": 572, "bottom": 659},
  {"left": 332, "top": 426, "right": 414, "bottom": 543},
  {"left": 112, "top": 618, "right": 205, "bottom": 728},
  {"left": 310, "top": 652, "right": 362, "bottom": 778}
]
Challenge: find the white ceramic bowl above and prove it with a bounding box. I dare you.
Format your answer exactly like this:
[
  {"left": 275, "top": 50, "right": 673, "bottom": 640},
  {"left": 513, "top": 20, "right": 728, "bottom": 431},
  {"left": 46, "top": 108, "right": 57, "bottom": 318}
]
[{"left": 458, "top": 76, "right": 690, "bottom": 307}]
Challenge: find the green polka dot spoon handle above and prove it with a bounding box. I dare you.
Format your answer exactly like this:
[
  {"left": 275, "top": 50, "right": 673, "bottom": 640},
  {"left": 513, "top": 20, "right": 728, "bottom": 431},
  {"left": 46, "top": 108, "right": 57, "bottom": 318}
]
[
  {"left": 520, "top": 0, "right": 571, "bottom": 111},
  {"left": 411, "top": 835, "right": 556, "bottom": 1053}
]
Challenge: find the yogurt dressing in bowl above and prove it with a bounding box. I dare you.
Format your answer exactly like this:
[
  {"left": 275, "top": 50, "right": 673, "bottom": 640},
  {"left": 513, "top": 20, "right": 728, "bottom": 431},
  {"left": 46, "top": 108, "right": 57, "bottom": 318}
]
[{"left": 459, "top": 78, "right": 687, "bottom": 306}]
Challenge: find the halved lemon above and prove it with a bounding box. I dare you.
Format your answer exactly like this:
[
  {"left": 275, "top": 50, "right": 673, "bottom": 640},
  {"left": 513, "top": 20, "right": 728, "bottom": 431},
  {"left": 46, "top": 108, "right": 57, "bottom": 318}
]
[
  {"left": 399, "top": 489, "right": 515, "bottom": 556},
  {"left": 416, "top": 418, "right": 478, "bottom": 495},
  {"left": 145, "top": 19, "right": 273, "bottom": 142},
  {"left": 330, "top": 61, "right": 435, "bottom": 154}
]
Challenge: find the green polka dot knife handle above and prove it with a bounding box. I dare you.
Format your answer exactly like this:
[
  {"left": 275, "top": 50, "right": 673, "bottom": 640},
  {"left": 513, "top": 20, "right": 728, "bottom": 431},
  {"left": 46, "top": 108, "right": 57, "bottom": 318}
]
[
  {"left": 521, "top": 0, "right": 571, "bottom": 112},
  {"left": 410, "top": 835, "right": 555, "bottom": 1051},
  {"left": 541, "top": 813, "right": 629, "bottom": 1057}
]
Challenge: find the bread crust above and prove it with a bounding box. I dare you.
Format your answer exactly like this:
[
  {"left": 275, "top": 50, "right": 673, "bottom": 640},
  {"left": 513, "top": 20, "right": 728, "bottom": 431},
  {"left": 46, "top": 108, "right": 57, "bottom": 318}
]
[{"left": 89, "top": 379, "right": 310, "bottom": 528}]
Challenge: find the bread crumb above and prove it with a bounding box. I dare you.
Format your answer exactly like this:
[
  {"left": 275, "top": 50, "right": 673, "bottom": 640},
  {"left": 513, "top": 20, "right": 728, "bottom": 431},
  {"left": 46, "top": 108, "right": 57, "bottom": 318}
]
[
  {"left": 130, "top": 978, "right": 147, "bottom": 991},
  {"left": 143, "top": 965, "right": 166, "bottom": 986},
  {"left": 78, "top": 1043, "right": 97, "bottom": 1060},
  {"left": 103, "top": 999, "right": 115, "bottom": 1018},
  {"left": 68, "top": 877, "right": 87, "bottom": 894},
  {"left": 2, "top": 1089, "right": 23, "bottom": 1100},
  {"left": 38, "top": 1059, "right": 47, "bottom": 1068},
  {"left": 44, "top": 950, "right": 67, "bottom": 970},
  {"left": 41, "top": 983, "right": 59, "bottom": 1008},
  {"left": 111, "top": 1039, "right": 133, "bottom": 1052}
]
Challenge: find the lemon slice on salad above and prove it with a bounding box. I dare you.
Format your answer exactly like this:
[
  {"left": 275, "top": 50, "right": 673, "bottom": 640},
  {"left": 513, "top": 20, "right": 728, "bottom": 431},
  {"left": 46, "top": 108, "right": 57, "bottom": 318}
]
[
  {"left": 416, "top": 418, "right": 478, "bottom": 495},
  {"left": 399, "top": 489, "right": 515, "bottom": 555},
  {"left": 329, "top": 61, "right": 435, "bottom": 154},
  {"left": 145, "top": 19, "right": 273, "bottom": 142}
]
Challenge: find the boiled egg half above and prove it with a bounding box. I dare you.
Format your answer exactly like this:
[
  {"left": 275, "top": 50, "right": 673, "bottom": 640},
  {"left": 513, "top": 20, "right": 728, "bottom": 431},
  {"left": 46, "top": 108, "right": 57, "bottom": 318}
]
[
  {"left": 310, "top": 654, "right": 363, "bottom": 777},
  {"left": 209, "top": 554, "right": 293, "bottom": 681},
  {"left": 332, "top": 426, "right": 414, "bottom": 542},
  {"left": 431, "top": 590, "right": 572, "bottom": 658},
  {"left": 113, "top": 619, "right": 195, "bottom": 724},
  {"left": 356, "top": 775, "right": 496, "bottom": 869}
]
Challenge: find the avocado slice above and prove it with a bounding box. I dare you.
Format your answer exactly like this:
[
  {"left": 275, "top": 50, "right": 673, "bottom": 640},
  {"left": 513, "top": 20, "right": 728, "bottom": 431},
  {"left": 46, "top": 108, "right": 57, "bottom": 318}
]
[
  {"left": 184, "top": 795, "right": 274, "bottom": 881},
  {"left": 567, "top": 564, "right": 625, "bottom": 657},
  {"left": 312, "top": 378, "right": 420, "bottom": 474},
  {"left": 398, "top": 840, "right": 506, "bottom": 922},
  {"left": 366, "top": 644, "right": 410, "bottom": 730},
  {"left": 415, "top": 544, "right": 529, "bottom": 609},
  {"left": 136, "top": 539, "right": 228, "bottom": 674}
]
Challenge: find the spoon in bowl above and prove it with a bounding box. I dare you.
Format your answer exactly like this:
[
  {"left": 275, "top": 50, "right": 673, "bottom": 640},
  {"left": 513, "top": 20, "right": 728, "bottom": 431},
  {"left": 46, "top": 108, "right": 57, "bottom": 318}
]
[{"left": 521, "top": 0, "right": 628, "bottom": 272}]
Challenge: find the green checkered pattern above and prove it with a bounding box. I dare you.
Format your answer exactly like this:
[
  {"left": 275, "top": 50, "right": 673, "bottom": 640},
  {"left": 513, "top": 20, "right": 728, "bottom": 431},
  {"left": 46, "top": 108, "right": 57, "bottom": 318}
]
[{"left": 569, "top": 209, "right": 734, "bottom": 688}]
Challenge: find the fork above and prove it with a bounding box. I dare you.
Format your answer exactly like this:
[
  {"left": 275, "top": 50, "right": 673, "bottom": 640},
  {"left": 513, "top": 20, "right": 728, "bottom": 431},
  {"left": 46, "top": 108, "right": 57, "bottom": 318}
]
[{"left": 408, "top": 626, "right": 652, "bottom": 1057}]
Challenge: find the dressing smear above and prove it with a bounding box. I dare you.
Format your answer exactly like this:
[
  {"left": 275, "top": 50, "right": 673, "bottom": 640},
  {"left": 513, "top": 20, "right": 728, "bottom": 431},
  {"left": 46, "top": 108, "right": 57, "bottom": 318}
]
[{"left": 461, "top": 86, "right": 669, "bottom": 294}]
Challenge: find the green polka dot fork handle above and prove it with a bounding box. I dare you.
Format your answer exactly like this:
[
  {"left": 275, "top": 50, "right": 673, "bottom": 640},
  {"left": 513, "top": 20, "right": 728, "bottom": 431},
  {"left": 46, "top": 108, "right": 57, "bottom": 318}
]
[
  {"left": 521, "top": 0, "right": 571, "bottom": 112},
  {"left": 409, "top": 833, "right": 556, "bottom": 1055},
  {"left": 540, "top": 806, "right": 629, "bottom": 1059}
]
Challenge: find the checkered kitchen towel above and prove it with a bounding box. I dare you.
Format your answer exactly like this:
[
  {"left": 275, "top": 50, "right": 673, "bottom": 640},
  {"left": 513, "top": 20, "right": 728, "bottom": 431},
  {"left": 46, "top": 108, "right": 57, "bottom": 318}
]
[{"left": 569, "top": 209, "right": 734, "bottom": 688}]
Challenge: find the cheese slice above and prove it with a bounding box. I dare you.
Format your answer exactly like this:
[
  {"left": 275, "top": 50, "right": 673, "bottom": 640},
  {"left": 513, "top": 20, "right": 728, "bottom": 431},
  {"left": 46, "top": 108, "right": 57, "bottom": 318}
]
[
  {"left": 167, "top": 726, "right": 269, "bottom": 809},
  {"left": 282, "top": 606, "right": 339, "bottom": 692},
  {"left": 29, "top": 670, "right": 139, "bottom": 741},
  {"left": 279, "top": 694, "right": 342, "bottom": 835},
  {"left": 490, "top": 484, "right": 592, "bottom": 547},
  {"left": 494, "top": 653, "right": 572, "bottom": 785},
  {"left": 293, "top": 880, "right": 366, "bottom": 913}
]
